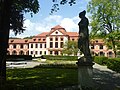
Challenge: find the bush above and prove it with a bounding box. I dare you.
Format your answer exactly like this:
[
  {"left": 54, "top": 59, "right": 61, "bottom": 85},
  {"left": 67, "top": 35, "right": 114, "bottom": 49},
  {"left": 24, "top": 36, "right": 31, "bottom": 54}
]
[
  {"left": 93, "top": 56, "right": 108, "bottom": 65},
  {"left": 7, "top": 55, "right": 32, "bottom": 61},
  {"left": 34, "top": 63, "right": 77, "bottom": 69},
  {"left": 43, "top": 55, "right": 78, "bottom": 61},
  {"left": 107, "top": 58, "right": 120, "bottom": 73}
]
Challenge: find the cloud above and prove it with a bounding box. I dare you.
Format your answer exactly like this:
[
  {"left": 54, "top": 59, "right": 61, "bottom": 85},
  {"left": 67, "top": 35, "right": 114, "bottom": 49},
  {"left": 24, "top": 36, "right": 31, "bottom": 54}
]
[{"left": 10, "top": 15, "right": 80, "bottom": 38}]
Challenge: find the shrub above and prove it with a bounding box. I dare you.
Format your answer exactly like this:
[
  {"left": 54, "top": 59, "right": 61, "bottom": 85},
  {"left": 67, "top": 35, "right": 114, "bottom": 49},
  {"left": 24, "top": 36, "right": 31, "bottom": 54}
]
[
  {"left": 107, "top": 58, "right": 120, "bottom": 73},
  {"left": 43, "top": 55, "right": 78, "bottom": 61},
  {"left": 93, "top": 56, "right": 108, "bottom": 65}
]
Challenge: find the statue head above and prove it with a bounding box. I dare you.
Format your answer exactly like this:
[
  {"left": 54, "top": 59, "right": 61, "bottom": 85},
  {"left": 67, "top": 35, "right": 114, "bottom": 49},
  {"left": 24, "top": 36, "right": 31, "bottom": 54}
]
[{"left": 79, "top": 10, "right": 86, "bottom": 18}]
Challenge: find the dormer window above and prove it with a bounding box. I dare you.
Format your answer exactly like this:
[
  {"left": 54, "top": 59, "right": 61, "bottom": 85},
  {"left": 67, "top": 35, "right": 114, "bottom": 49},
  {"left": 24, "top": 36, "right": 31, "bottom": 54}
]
[
  {"left": 38, "top": 39, "right": 41, "bottom": 41},
  {"left": 96, "top": 40, "right": 98, "bottom": 43},
  {"left": 25, "top": 40, "right": 28, "bottom": 42},
  {"left": 11, "top": 40, "right": 14, "bottom": 42},
  {"left": 33, "top": 39, "right": 36, "bottom": 41},
  {"left": 43, "top": 39, "right": 45, "bottom": 41}
]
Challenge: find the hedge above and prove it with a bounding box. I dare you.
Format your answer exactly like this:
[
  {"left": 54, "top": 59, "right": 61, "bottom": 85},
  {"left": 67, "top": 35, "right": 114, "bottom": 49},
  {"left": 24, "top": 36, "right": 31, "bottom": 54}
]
[
  {"left": 7, "top": 55, "right": 32, "bottom": 61},
  {"left": 42, "top": 55, "right": 78, "bottom": 61},
  {"left": 107, "top": 58, "right": 120, "bottom": 73},
  {"left": 93, "top": 56, "right": 108, "bottom": 65}
]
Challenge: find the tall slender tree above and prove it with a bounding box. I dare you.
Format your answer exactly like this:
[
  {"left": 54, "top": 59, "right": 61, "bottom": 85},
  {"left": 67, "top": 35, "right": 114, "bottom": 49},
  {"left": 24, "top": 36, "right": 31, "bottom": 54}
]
[{"left": 87, "top": 0, "right": 120, "bottom": 57}]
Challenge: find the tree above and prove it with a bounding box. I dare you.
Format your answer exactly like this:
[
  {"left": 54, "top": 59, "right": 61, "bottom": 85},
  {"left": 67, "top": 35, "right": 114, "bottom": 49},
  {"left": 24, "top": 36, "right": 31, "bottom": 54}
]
[
  {"left": 0, "top": 0, "right": 39, "bottom": 84},
  {"left": 62, "top": 40, "right": 78, "bottom": 56},
  {"left": 87, "top": 0, "right": 120, "bottom": 57}
]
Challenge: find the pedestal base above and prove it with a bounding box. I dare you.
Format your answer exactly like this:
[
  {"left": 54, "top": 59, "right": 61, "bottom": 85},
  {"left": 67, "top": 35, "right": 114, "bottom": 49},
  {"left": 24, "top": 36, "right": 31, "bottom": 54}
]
[{"left": 76, "top": 57, "right": 94, "bottom": 90}]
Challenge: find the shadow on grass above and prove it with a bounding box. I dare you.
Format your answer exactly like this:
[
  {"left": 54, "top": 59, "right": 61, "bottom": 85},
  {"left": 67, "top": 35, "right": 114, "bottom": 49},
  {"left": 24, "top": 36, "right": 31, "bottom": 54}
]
[
  {"left": 93, "top": 68, "right": 120, "bottom": 90},
  {"left": 3, "top": 68, "right": 78, "bottom": 90}
]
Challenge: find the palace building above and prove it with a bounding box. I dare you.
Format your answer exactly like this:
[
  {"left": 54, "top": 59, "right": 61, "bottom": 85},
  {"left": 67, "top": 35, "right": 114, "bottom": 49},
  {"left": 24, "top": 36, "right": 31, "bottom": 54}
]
[{"left": 7, "top": 25, "right": 115, "bottom": 57}]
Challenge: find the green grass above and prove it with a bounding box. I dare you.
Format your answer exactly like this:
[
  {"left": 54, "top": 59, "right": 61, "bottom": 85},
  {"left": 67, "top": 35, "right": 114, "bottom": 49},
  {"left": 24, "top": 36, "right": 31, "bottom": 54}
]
[{"left": 5, "top": 68, "right": 78, "bottom": 90}]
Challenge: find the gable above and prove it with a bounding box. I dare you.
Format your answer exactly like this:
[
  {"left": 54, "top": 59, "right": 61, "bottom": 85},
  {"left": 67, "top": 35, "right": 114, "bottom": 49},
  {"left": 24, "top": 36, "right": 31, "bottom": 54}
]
[{"left": 50, "top": 30, "right": 65, "bottom": 36}]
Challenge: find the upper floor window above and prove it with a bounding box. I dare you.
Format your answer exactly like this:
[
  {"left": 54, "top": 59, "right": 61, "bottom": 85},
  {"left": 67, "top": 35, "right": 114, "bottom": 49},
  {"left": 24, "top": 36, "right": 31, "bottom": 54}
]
[
  {"left": 60, "top": 42, "right": 63, "bottom": 48},
  {"left": 35, "top": 44, "right": 38, "bottom": 48},
  {"left": 40, "top": 44, "right": 42, "bottom": 48},
  {"left": 91, "top": 45, "right": 94, "bottom": 49},
  {"left": 50, "top": 42, "right": 53, "bottom": 48},
  {"left": 13, "top": 44, "right": 16, "bottom": 48},
  {"left": 61, "top": 38, "right": 63, "bottom": 41},
  {"left": 44, "top": 44, "right": 46, "bottom": 48},
  {"left": 55, "top": 37, "right": 58, "bottom": 41},
  {"left": 50, "top": 38, "right": 53, "bottom": 41},
  {"left": 20, "top": 44, "right": 23, "bottom": 48},
  {"left": 55, "top": 42, "right": 58, "bottom": 48},
  {"left": 43, "top": 39, "right": 45, "bottom": 41},
  {"left": 31, "top": 44, "right": 33, "bottom": 48},
  {"left": 100, "top": 45, "right": 103, "bottom": 49}
]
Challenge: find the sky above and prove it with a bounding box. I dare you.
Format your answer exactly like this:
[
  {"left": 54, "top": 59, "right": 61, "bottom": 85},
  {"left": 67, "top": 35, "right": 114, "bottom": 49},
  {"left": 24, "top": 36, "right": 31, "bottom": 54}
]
[{"left": 10, "top": 0, "right": 91, "bottom": 38}]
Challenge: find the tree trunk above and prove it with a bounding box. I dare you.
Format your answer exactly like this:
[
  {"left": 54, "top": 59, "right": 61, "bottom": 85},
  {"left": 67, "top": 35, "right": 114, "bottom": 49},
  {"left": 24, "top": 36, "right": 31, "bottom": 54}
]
[
  {"left": 111, "top": 38, "right": 116, "bottom": 57},
  {"left": 0, "top": 0, "right": 11, "bottom": 86}
]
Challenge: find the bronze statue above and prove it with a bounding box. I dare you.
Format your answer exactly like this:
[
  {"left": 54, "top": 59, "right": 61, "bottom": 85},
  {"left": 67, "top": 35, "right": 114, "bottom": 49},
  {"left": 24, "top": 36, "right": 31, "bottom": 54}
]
[{"left": 78, "top": 10, "right": 92, "bottom": 62}]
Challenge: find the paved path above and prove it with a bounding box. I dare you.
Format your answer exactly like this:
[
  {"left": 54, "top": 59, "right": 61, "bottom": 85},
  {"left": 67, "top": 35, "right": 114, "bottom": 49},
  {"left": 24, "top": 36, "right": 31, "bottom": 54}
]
[{"left": 93, "top": 63, "right": 120, "bottom": 90}]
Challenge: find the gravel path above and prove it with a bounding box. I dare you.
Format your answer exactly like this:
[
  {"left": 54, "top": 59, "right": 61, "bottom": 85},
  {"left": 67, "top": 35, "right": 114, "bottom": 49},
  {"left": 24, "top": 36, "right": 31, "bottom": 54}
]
[{"left": 93, "top": 63, "right": 120, "bottom": 90}]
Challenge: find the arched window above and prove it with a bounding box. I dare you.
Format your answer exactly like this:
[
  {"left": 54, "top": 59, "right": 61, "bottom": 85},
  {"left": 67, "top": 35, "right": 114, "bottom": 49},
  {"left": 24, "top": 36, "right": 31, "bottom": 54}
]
[
  {"left": 19, "top": 50, "right": 24, "bottom": 55},
  {"left": 7, "top": 50, "right": 10, "bottom": 55},
  {"left": 12, "top": 50, "right": 17, "bottom": 55},
  {"left": 99, "top": 51, "right": 104, "bottom": 56},
  {"left": 108, "top": 51, "right": 113, "bottom": 57}
]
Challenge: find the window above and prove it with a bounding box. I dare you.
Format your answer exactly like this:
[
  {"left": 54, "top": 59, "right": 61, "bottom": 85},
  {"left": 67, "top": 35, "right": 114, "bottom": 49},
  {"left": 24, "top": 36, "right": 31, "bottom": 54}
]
[
  {"left": 60, "top": 42, "right": 63, "bottom": 48},
  {"left": 31, "top": 51, "right": 33, "bottom": 54},
  {"left": 13, "top": 44, "right": 16, "bottom": 48},
  {"left": 55, "top": 51, "right": 58, "bottom": 55},
  {"left": 19, "top": 51, "right": 24, "bottom": 55},
  {"left": 35, "top": 44, "right": 38, "bottom": 48},
  {"left": 55, "top": 31, "right": 58, "bottom": 34},
  {"left": 61, "top": 38, "right": 63, "bottom": 41},
  {"left": 40, "top": 44, "right": 42, "bottom": 48},
  {"left": 100, "top": 45, "right": 103, "bottom": 49},
  {"left": 55, "top": 37, "right": 58, "bottom": 41},
  {"left": 21, "top": 44, "right": 23, "bottom": 48},
  {"left": 91, "top": 45, "right": 94, "bottom": 49},
  {"left": 99, "top": 51, "right": 104, "bottom": 56},
  {"left": 50, "top": 42, "right": 53, "bottom": 48},
  {"left": 44, "top": 51, "right": 46, "bottom": 55},
  {"left": 12, "top": 50, "right": 17, "bottom": 55},
  {"left": 44, "top": 44, "right": 46, "bottom": 48},
  {"left": 33, "top": 39, "right": 36, "bottom": 41},
  {"left": 55, "top": 42, "right": 58, "bottom": 48},
  {"left": 50, "top": 38, "right": 53, "bottom": 41},
  {"left": 38, "top": 39, "right": 41, "bottom": 41},
  {"left": 72, "top": 39, "right": 74, "bottom": 41},
  {"left": 40, "top": 51, "right": 42, "bottom": 54},
  {"left": 43, "top": 39, "right": 45, "bottom": 41},
  {"left": 50, "top": 51, "right": 52, "bottom": 54},
  {"left": 96, "top": 40, "right": 98, "bottom": 43},
  {"left": 31, "top": 44, "right": 33, "bottom": 48},
  {"left": 35, "top": 51, "right": 38, "bottom": 54}
]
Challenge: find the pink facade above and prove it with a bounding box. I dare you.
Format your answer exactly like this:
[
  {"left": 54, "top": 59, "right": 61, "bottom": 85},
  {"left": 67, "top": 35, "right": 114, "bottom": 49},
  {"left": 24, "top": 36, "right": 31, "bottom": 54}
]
[{"left": 7, "top": 25, "right": 115, "bottom": 57}]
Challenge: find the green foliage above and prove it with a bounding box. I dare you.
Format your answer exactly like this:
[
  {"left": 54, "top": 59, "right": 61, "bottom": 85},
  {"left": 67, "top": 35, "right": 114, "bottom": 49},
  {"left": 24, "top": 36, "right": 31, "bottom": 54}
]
[
  {"left": 51, "top": 0, "right": 76, "bottom": 14},
  {"left": 34, "top": 63, "right": 77, "bottom": 69},
  {"left": 0, "top": 0, "right": 39, "bottom": 35},
  {"left": 43, "top": 55, "right": 78, "bottom": 61},
  {"left": 87, "top": 0, "right": 120, "bottom": 56},
  {"left": 23, "top": 36, "right": 34, "bottom": 39},
  {"left": 107, "top": 58, "right": 120, "bottom": 73},
  {"left": 93, "top": 56, "right": 108, "bottom": 65},
  {"left": 62, "top": 40, "right": 78, "bottom": 56}
]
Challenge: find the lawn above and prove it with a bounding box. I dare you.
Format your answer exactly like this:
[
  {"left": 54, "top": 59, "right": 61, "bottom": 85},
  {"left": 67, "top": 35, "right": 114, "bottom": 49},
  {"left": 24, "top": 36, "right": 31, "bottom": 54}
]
[{"left": 5, "top": 68, "right": 78, "bottom": 90}]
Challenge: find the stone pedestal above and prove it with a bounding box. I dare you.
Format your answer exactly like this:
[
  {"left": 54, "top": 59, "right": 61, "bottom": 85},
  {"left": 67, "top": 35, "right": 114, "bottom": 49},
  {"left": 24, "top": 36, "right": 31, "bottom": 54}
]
[{"left": 76, "top": 57, "right": 94, "bottom": 90}]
